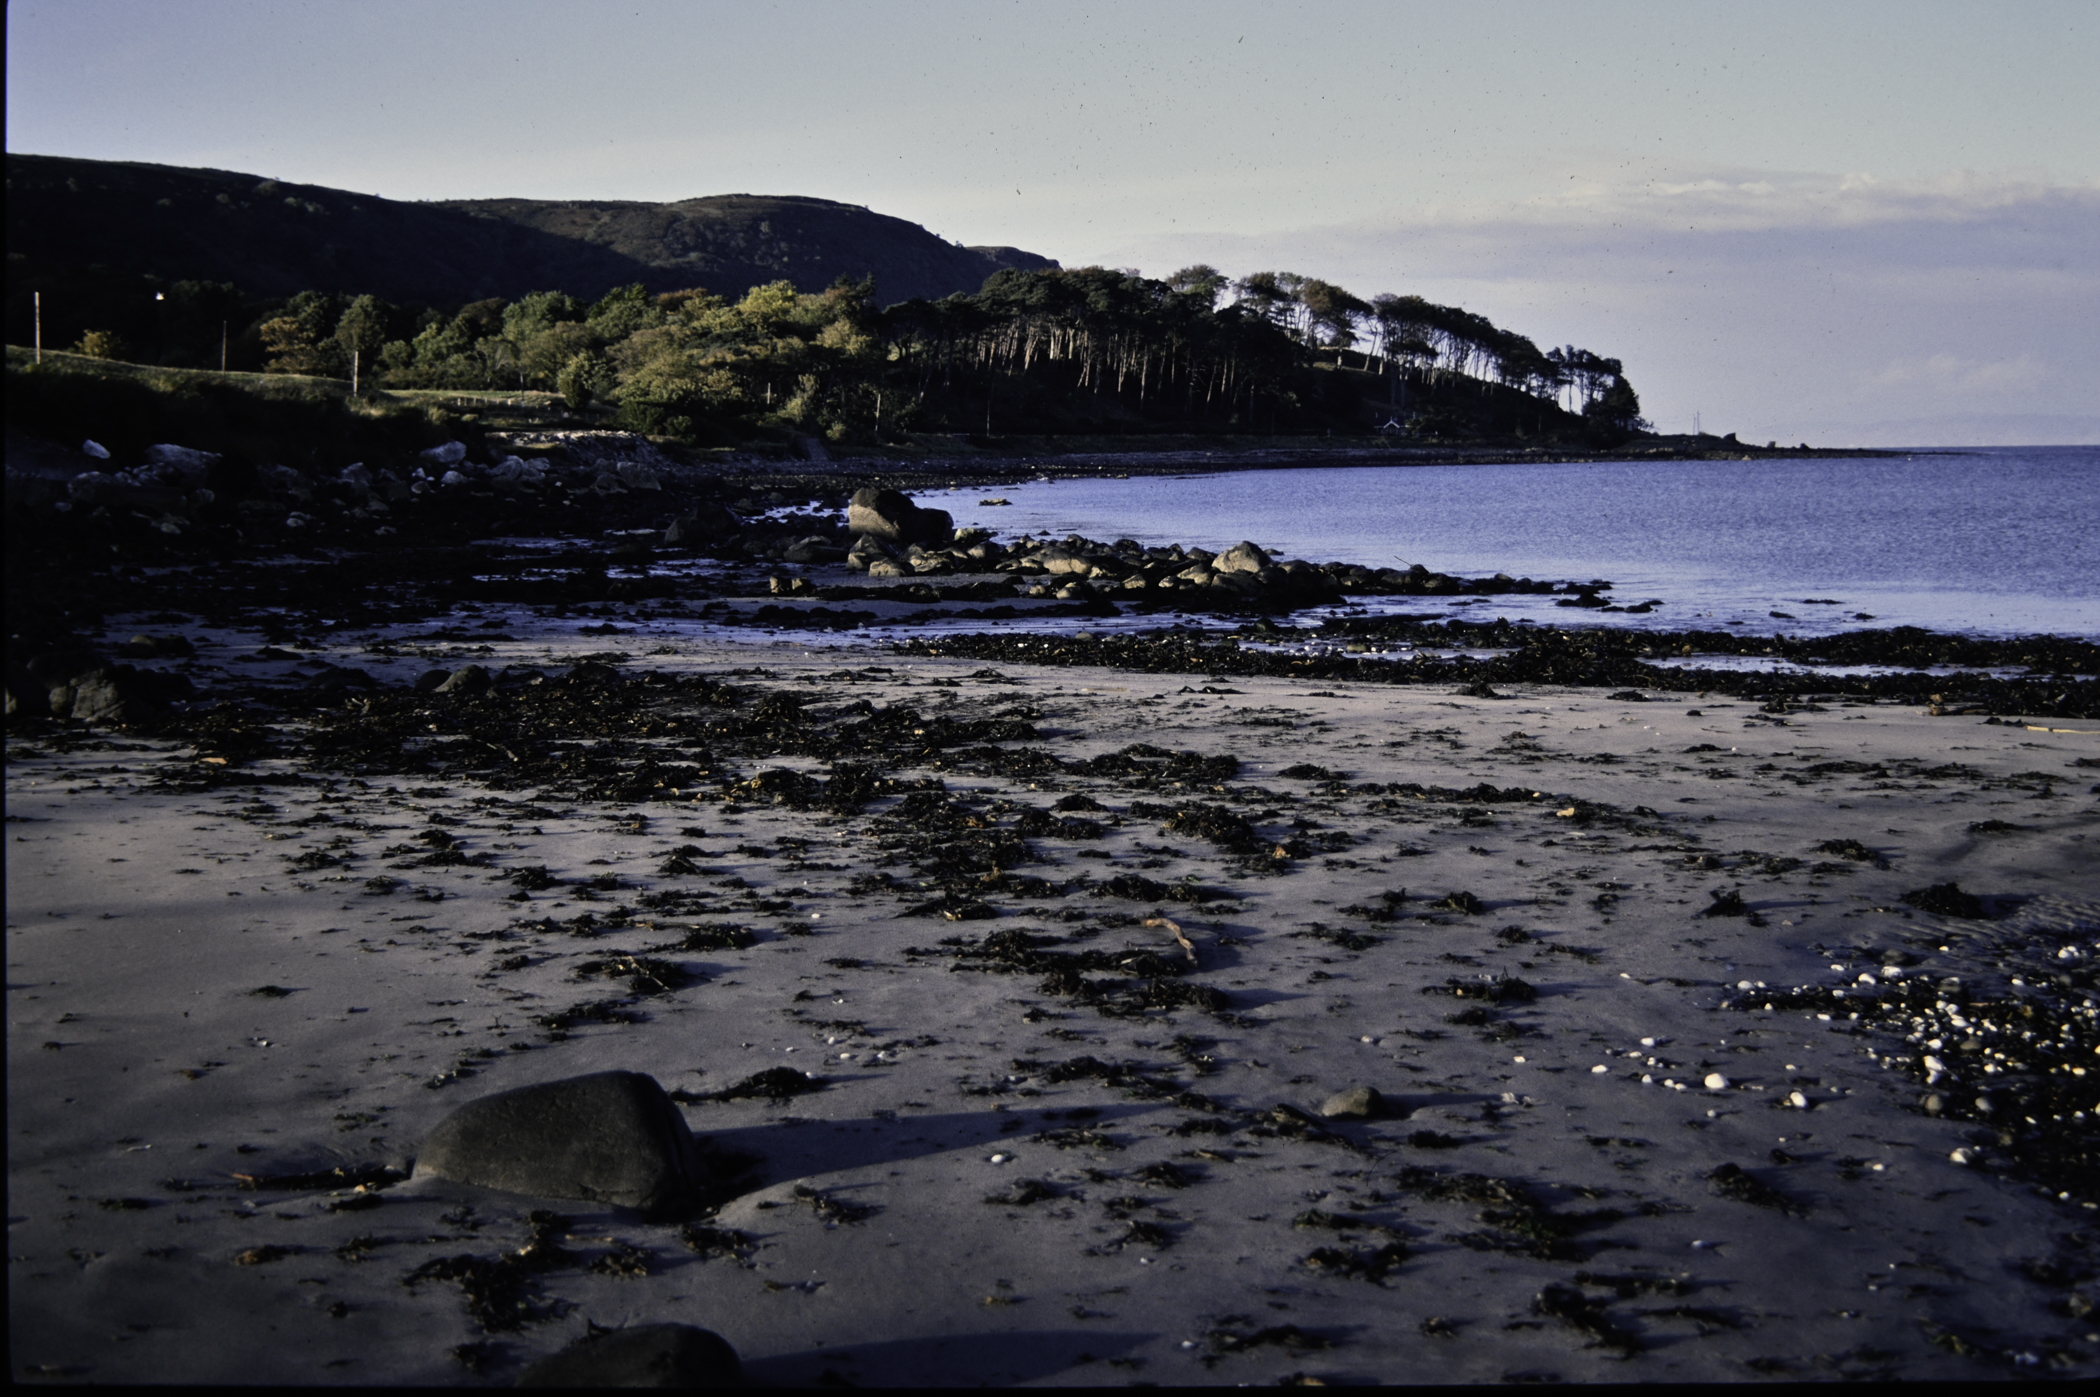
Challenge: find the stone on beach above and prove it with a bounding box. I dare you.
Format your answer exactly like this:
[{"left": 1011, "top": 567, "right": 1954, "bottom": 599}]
[
  {"left": 10, "top": 649, "right": 186, "bottom": 725},
  {"left": 847, "top": 486, "right": 954, "bottom": 548},
  {"left": 616, "top": 460, "right": 662, "bottom": 491},
  {"left": 782, "top": 535, "right": 841, "bottom": 564},
  {"left": 1212, "top": 540, "right": 1272, "bottom": 575},
  {"left": 412, "top": 1071, "right": 705, "bottom": 1215},
  {"left": 1318, "top": 1085, "right": 1385, "bottom": 1119},
  {"left": 515, "top": 1322, "right": 743, "bottom": 1388},
  {"left": 434, "top": 664, "right": 492, "bottom": 695},
  {"left": 1035, "top": 546, "right": 1094, "bottom": 576}
]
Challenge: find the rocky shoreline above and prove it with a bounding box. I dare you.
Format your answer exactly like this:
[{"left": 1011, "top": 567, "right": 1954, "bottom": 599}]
[
  {"left": 7, "top": 426, "right": 2097, "bottom": 1385},
  {"left": 8, "top": 431, "right": 2093, "bottom": 730}
]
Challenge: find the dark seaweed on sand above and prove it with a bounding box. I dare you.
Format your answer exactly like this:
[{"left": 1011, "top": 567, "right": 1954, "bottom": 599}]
[
  {"left": 919, "top": 926, "right": 1231, "bottom": 1019},
  {"left": 1706, "top": 1162, "right": 1807, "bottom": 1216},
  {"left": 1301, "top": 1240, "right": 1409, "bottom": 1284},
  {"left": 1422, "top": 974, "right": 1537, "bottom": 1004},
  {"left": 1812, "top": 838, "right": 1890, "bottom": 869},
  {"left": 1533, "top": 1283, "right": 1642, "bottom": 1355},
  {"left": 531, "top": 998, "right": 646, "bottom": 1038},
  {"left": 898, "top": 623, "right": 2100, "bottom": 720},
  {"left": 570, "top": 954, "right": 696, "bottom": 995},
  {"left": 677, "top": 1223, "right": 759, "bottom": 1265},
  {"left": 1206, "top": 1321, "right": 1334, "bottom": 1354},
  {"left": 1900, "top": 882, "right": 1988, "bottom": 919},
  {"left": 715, "top": 1067, "right": 823, "bottom": 1101},
  {"left": 401, "top": 1210, "right": 573, "bottom": 1332}
]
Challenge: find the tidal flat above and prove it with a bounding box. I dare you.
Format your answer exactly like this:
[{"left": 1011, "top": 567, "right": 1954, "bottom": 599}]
[{"left": 8, "top": 595, "right": 2098, "bottom": 1383}]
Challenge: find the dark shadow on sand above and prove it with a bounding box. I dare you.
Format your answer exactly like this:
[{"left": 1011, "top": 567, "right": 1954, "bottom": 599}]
[
  {"left": 689, "top": 1102, "right": 1166, "bottom": 1181},
  {"left": 740, "top": 1328, "right": 1157, "bottom": 1387}
]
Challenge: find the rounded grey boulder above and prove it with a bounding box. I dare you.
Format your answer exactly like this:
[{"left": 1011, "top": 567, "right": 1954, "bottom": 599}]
[
  {"left": 413, "top": 1071, "right": 701, "bottom": 1215},
  {"left": 1317, "top": 1085, "right": 1385, "bottom": 1119},
  {"left": 1212, "top": 540, "right": 1273, "bottom": 575},
  {"left": 848, "top": 487, "right": 953, "bottom": 548},
  {"left": 434, "top": 664, "right": 491, "bottom": 695},
  {"left": 516, "top": 1323, "right": 742, "bottom": 1388}
]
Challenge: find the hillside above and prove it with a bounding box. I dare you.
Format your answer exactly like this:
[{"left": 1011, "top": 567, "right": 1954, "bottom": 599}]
[{"left": 3, "top": 153, "right": 1055, "bottom": 309}]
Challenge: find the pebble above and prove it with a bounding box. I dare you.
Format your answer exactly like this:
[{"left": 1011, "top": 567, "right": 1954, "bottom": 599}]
[
  {"left": 1950, "top": 1147, "right": 1978, "bottom": 1166},
  {"left": 1703, "top": 1072, "right": 1730, "bottom": 1090},
  {"left": 1788, "top": 1090, "right": 1811, "bottom": 1108},
  {"left": 1590, "top": 1064, "right": 1610, "bottom": 1074}
]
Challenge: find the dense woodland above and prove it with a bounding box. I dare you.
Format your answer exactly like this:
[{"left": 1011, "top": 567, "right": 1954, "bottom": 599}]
[
  {"left": 22, "top": 264, "right": 1647, "bottom": 448},
  {"left": 7, "top": 154, "right": 1647, "bottom": 447}
]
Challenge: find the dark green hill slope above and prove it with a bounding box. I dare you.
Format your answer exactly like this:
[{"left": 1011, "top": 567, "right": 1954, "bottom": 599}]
[{"left": 4, "top": 153, "right": 1055, "bottom": 307}]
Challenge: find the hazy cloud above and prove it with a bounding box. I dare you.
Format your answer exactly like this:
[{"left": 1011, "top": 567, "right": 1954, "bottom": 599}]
[{"left": 1104, "top": 172, "right": 2100, "bottom": 445}]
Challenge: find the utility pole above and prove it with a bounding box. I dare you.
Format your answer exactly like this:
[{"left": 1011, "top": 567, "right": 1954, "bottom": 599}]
[
  {"left": 352, "top": 348, "right": 360, "bottom": 395},
  {"left": 34, "top": 292, "right": 42, "bottom": 363},
  {"left": 220, "top": 321, "right": 229, "bottom": 372}
]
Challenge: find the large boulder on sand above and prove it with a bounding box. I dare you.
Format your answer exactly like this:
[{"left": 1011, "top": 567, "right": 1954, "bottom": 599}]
[
  {"left": 517, "top": 1323, "right": 743, "bottom": 1388},
  {"left": 412, "top": 1071, "right": 703, "bottom": 1215},
  {"left": 847, "top": 487, "right": 953, "bottom": 548}
]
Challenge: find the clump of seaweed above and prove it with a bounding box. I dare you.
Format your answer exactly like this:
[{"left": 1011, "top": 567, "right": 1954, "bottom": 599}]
[
  {"left": 1900, "top": 882, "right": 1988, "bottom": 919},
  {"left": 715, "top": 1067, "right": 823, "bottom": 1101}
]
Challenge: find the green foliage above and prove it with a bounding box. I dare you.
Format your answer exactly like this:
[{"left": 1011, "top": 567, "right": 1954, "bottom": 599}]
[
  {"left": 1165, "top": 265, "right": 1229, "bottom": 311},
  {"left": 1582, "top": 376, "right": 1649, "bottom": 444},
  {"left": 334, "top": 294, "right": 391, "bottom": 381},
  {"left": 558, "top": 350, "right": 614, "bottom": 410},
  {"left": 586, "top": 283, "right": 663, "bottom": 342},
  {"left": 11, "top": 244, "right": 1639, "bottom": 447},
  {"left": 5, "top": 347, "right": 454, "bottom": 469},
  {"left": 71, "top": 329, "right": 128, "bottom": 360},
  {"left": 260, "top": 291, "right": 350, "bottom": 376}
]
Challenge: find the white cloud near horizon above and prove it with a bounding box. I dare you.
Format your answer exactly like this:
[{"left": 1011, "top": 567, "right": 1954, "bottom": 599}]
[{"left": 1097, "top": 171, "right": 2100, "bottom": 445}]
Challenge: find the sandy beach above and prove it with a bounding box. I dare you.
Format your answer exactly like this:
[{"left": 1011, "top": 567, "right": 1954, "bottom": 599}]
[{"left": 9, "top": 607, "right": 2098, "bottom": 1385}]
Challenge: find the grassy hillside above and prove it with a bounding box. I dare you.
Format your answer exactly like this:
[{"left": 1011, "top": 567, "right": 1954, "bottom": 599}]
[
  {"left": 4, "top": 347, "right": 486, "bottom": 472},
  {"left": 4, "top": 153, "right": 1056, "bottom": 345}
]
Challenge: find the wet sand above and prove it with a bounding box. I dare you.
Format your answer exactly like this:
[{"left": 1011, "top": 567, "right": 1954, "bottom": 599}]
[{"left": 8, "top": 617, "right": 2098, "bottom": 1385}]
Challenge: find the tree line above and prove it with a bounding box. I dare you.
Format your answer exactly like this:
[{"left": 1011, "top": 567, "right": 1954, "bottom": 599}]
[{"left": 46, "top": 265, "right": 1649, "bottom": 444}]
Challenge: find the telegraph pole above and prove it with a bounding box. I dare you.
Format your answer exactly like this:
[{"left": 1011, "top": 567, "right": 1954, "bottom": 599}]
[
  {"left": 221, "top": 321, "right": 229, "bottom": 372},
  {"left": 34, "top": 291, "right": 42, "bottom": 363}
]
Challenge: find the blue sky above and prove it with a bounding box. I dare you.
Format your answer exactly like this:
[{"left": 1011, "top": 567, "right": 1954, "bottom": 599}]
[{"left": 8, "top": 0, "right": 2097, "bottom": 444}]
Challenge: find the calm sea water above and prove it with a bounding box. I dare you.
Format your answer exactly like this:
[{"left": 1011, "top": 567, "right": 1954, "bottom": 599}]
[{"left": 911, "top": 446, "right": 2099, "bottom": 639}]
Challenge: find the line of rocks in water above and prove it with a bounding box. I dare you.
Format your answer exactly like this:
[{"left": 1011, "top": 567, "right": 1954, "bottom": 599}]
[
  {"left": 828, "top": 485, "right": 1609, "bottom": 610},
  {"left": 11, "top": 456, "right": 2096, "bottom": 729}
]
